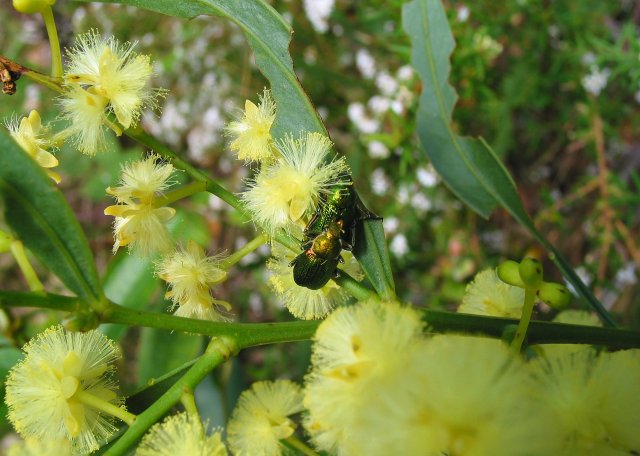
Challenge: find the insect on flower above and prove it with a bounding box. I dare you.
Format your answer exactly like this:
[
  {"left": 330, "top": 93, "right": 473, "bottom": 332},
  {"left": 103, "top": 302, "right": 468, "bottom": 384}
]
[{"left": 291, "top": 176, "right": 377, "bottom": 290}]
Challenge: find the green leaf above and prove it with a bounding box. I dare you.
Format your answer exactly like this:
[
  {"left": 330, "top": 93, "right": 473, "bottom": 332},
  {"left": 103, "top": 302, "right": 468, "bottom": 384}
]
[
  {"left": 0, "top": 130, "right": 102, "bottom": 303},
  {"left": 95, "top": 358, "right": 198, "bottom": 454},
  {"left": 353, "top": 219, "right": 395, "bottom": 300},
  {"left": 74, "top": 0, "right": 326, "bottom": 138},
  {"left": 402, "top": 0, "right": 616, "bottom": 327},
  {"left": 137, "top": 328, "right": 204, "bottom": 387},
  {"left": 101, "top": 253, "right": 160, "bottom": 341}
]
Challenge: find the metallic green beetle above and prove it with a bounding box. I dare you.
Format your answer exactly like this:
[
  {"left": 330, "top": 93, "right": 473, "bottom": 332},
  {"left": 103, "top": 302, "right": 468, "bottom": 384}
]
[
  {"left": 290, "top": 220, "right": 344, "bottom": 290},
  {"left": 291, "top": 177, "right": 374, "bottom": 290}
]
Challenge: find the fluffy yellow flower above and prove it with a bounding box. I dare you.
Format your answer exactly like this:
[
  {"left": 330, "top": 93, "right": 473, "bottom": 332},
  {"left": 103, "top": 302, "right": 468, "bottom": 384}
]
[
  {"left": 61, "top": 30, "right": 160, "bottom": 155},
  {"left": 5, "top": 326, "right": 124, "bottom": 455},
  {"left": 267, "top": 242, "right": 362, "bottom": 319},
  {"left": 155, "top": 241, "right": 231, "bottom": 321},
  {"left": 403, "top": 335, "right": 557, "bottom": 456},
  {"left": 227, "top": 380, "right": 304, "bottom": 456},
  {"left": 107, "top": 152, "right": 175, "bottom": 204},
  {"left": 104, "top": 154, "right": 176, "bottom": 256},
  {"left": 531, "top": 349, "right": 640, "bottom": 455},
  {"left": 105, "top": 204, "right": 175, "bottom": 256},
  {"left": 7, "top": 438, "right": 72, "bottom": 456},
  {"left": 458, "top": 268, "right": 524, "bottom": 317},
  {"left": 242, "top": 132, "right": 350, "bottom": 233},
  {"left": 59, "top": 85, "right": 110, "bottom": 156},
  {"left": 226, "top": 88, "right": 276, "bottom": 162},
  {"left": 7, "top": 110, "right": 61, "bottom": 183},
  {"left": 136, "top": 413, "right": 227, "bottom": 456},
  {"left": 303, "top": 299, "right": 425, "bottom": 454},
  {"left": 536, "top": 310, "right": 602, "bottom": 359}
]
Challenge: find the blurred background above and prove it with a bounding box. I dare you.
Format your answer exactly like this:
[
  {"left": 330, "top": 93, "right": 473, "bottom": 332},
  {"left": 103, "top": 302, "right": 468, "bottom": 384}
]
[{"left": 1, "top": 0, "right": 639, "bottom": 434}]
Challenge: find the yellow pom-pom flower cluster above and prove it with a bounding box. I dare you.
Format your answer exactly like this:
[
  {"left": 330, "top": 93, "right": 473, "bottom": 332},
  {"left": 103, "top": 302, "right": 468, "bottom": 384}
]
[
  {"left": 458, "top": 268, "right": 524, "bottom": 317},
  {"left": 7, "top": 110, "right": 62, "bottom": 183},
  {"left": 302, "top": 299, "right": 640, "bottom": 456},
  {"left": 5, "top": 326, "right": 125, "bottom": 455},
  {"left": 241, "top": 131, "right": 351, "bottom": 234},
  {"left": 136, "top": 413, "right": 228, "bottom": 456},
  {"left": 61, "top": 30, "right": 161, "bottom": 155},
  {"left": 226, "top": 88, "right": 277, "bottom": 162},
  {"left": 155, "top": 240, "right": 231, "bottom": 321},
  {"left": 227, "top": 380, "right": 304, "bottom": 456},
  {"left": 104, "top": 153, "right": 176, "bottom": 256}
]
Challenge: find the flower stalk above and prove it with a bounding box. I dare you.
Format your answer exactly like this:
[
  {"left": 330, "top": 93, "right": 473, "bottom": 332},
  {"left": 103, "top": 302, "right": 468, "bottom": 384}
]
[
  {"left": 9, "top": 240, "right": 44, "bottom": 292},
  {"left": 41, "top": 6, "right": 62, "bottom": 78},
  {"left": 73, "top": 389, "right": 136, "bottom": 425}
]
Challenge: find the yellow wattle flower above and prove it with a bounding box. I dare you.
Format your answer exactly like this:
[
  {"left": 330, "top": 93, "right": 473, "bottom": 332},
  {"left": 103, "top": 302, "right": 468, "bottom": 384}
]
[
  {"left": 5, "top": 326, "right": 124, "bottom": 455},
  {"left": 7, "top": 110, "right": 61, "bottom": 183},
  {"left": 227, "top": 380, "right": 304, "bottom": 456},
  {"left": 226, "top": 88, "right": 276, "bottom": 162}
]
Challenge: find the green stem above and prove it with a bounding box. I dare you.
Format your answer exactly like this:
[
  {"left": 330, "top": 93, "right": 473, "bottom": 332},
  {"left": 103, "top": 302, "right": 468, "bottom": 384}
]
[
  {"left": 220, "top": 233, "right": 269, "bottom": 269},
  {"left": 125, "top": 128, "right": 245, "bottom": 213},
  {"left": 3, "top": 291, "right": 640, "bottom": 349},
  {"left": 9, "top": 240, "right": 44, "bottom": 292},
  {"left": 333, "top": 272, "right": 374, "bottom": 301},
  {"left": 285, "top": 435, "right": 318, "bottom": 456},
  {"left": 22, "top": 70, "right": 63, "bottom": 92},
  {"left": 102, "top": 302, "right": 320, "bottom": 348},
  {"left": 154, "top": 181, "right": 207, "bottom": 207},
  {"left": 180, "top": 387, "right": 201, "bottom": 422},
  {"left": 104, "top": 337, "right": 234, "bottom": 456},
  {"left": 74, "top": 389, "right": 136, "bottom": 425},
  {"left": 40, "top": 6, "right": 63, "bottom": 78},
  {"left": 510, "top": 287, "right": 536, "bottom": 352}
]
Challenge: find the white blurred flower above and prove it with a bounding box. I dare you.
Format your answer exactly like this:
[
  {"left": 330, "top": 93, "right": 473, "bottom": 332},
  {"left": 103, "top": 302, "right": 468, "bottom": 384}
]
[
  {"left": 304, "top": 0, "right": 335, "bottom": 33},
  {"left": 368, "top": 95, "right": 391, "bottom": 115},
  {"left": 397, "top": 184, "right": 412, "bottom": 205},
  {"left": 371, "top": 168, "right": 390, "bottom": 196},
  {"left": 383, "top": 216, "right": 399, "bottom": 233},
  {"left": 347, "top": 102, "right": 380, "bottom": 134},
  {"left": 582, "top": 65, "right": 610, "bottom": 96},
  {"left": 375, "top": 72, "right": 399, "bottom": 97},
  {"left": 416, "top": 166, "right": 438, "bottom": 188},
  {"left": 457, "top": 5, "right": 470, "bottom": 22},
  {"left": 615, "top": 263, "right": 637, "bottom": 288},
  {"left": 397, "top": 65, "right": 414, "bottom": 81},
  {"left": 367, "top": 141, "right": 390, "bottom": 159},
  {"left": 390, "top": 234, "right": 409, "bottom": 257},
  {"left": 356, "top": 49, "right": 376, "bottom": 79},
  {"left": 411, "top": 193, "right": 432, "bottom": 213}
]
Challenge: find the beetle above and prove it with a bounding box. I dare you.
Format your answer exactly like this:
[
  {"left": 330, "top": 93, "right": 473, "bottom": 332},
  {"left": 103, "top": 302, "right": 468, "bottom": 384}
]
[
  {"left": 290, "top": 221, "right": 344, "bottom": 290},
  {"left": 291, "top": 176, "right": 376, "bottom": 290}
]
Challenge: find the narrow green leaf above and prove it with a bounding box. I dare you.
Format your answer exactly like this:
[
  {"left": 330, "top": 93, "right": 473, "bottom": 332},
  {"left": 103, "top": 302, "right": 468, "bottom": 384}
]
[
  {"left": 137, "top": 328, "right": 204, "bottom": 387},
  {"left": 100, "top": 253, "right": 160, "bottom": 341},
  {"left": 353, "top": 219, "right": 395, "bottom": 300},
  {"left": 0, "top": 130, "right": 102, "bottom": 303},
  {"left": 402, "top": 0, "right": 616, "bottom": 327}
]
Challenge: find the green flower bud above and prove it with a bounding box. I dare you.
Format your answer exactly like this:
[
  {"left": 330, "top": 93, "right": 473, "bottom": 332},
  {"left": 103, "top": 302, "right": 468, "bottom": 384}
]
[
  {"left": 0, "top": 230, "right": 13, "bottom": 253},
  {"left": 497, "top": 260, "right": 525, "bottom": 288},
  {"left": 518, "top": 257, "right": 543, "bottom": 288},
  {"left": 537, "top": 282, "right": 571, "bottom": 309},
  {"left": 13, "top": 0, "right": 55, "bottom": 14}
]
